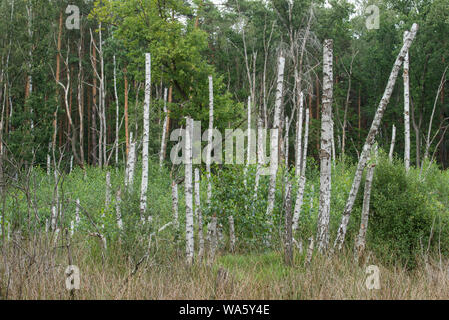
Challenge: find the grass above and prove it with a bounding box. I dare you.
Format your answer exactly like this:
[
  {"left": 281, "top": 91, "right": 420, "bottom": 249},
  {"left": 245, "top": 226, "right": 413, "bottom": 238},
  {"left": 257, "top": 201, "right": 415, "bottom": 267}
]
[{"left": 2, "top": 235, "right": 449, "bottom": 300}]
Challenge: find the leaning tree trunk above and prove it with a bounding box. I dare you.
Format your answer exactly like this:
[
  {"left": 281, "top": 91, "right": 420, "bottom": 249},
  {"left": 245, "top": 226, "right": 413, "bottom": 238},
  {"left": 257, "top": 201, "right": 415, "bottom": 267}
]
[
  {"left": 317, "top": 39, "right": 334, "bottom": 253},
  {"left": 334, "top": 24, "right": 419, "bottom": 251},
  {"left": 140, "top": 53, "right": 151, "bottom": 221},
  {"left": 266, "top": 54, "right": 285, "bottom": 220},
  {"left": 185, "top": 117, "right": 194, "bottom": 265},
  {"left": 403, "top": 31, "right": 411, "bottom": 171},
  {"left": 354, "top": 146, "right": 377, "bottom": 263}
]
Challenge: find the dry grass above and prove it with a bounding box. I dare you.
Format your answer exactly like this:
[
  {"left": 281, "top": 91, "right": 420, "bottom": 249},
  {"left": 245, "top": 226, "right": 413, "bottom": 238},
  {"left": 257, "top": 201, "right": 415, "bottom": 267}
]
[{"left": 1, "top": 234, "right": 449, "bottom": 300}]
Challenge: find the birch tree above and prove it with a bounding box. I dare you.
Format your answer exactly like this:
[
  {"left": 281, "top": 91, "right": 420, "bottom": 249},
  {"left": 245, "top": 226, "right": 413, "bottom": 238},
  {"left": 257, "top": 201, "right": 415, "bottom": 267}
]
[
  {"left": 389, "top": 124, "right": 396, "bottom": 162},
  {"left": 266, "top": 54, "right": 285, "bottom": 220},
  {"left": 334, "top": 23, "right": 419, "bottom": 251},
  {"left": 185, "top": 117, "right": 194, "bottom": 265},
  {"left": 113, "top": 55, "right": 119, "bottom": 167},
  {"left": 292, "top": 104, "right": 310, "bottom": 231},
  {"left": 403, "top": 31, "right": 411, "bottom": 171},
  {"left": 206, "top": 76, "right": 214, "bottom": 204},
  {"left": 140, "top": 53, "right": 151, "bottom": 221},
  {"left": 317, "top": 39, "right": 333, "bottom": 252}
]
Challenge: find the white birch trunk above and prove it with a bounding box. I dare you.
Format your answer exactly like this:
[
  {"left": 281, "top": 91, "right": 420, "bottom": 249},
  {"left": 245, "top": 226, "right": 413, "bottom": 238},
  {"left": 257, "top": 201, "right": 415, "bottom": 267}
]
[
  {"left": 389, "top": 124, "right": 396, "bottom": 162},
  {"left": 306, "top": 236, "right": 314, "bottom": 266},
  {"left": 266, "top": 54, "right": 285, "bottom": 219},
  {"left": 254, "top": 115, "right": 265, "bottom": 196},
  {"left": 403, "top": 31, "right": 411, "bottom": 171},
  {"left": 206, "top": 76, "right": 214, "bottom": 204},
  {"left": 244, "top": 96, "right": 251, "bottom": 187},
  {"left": 127, "top": 134, "right": 136, "bottom": 192},
  {"left": 159, "top": 88, "right": 169, "bottom": 167},
  {"left": 140, "top": 53, "right": 151, "bottom": 220},
  {"left": 354, "top": 147, "right": 377, "bottom": 261},
  {"left": 292, "top": 107, "right": 310, "bottom": 231},
  {"left": 317, "top": 39, "right": 334, "bottom": 252},
  {"left": 113, "top": 55, "right": 120, "bottom": 167},
  {"left": 116, "top": 189, "right": 123, "bottom": 230},
  {"left": 334, "top": 24, "right": 419, "bottom": 251},
  {"left": 295, "top": 91, "right": 304, "bottom": 176},
  {"left": 185, "top": 117, "right": 194, "bottom": 264},
  {"left": 194, "top": 168, "right": 204, "bottom": 260}
]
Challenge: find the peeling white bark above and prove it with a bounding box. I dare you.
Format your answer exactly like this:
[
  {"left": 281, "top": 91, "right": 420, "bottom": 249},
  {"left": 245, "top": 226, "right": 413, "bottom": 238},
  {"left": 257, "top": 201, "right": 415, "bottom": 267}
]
[{"left": 317, "top": 39, "right": 334, "bottom": 252}]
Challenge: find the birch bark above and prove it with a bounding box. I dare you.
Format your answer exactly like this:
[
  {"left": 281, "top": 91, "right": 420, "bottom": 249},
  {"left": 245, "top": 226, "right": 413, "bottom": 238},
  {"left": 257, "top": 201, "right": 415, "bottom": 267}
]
[
  {"left": 206, "top": 76, "right": 214, "bottom": 204},
  {"left": 292, "top": 106, "right": 310, "bottom": 231},
  {"left": 185, "top": 117, "right": 194, "bottom": 264},
  {"left": 403, "top": 31, "right": 411, "bottom": 171},
  {"left": 140, "top": 53, "right": 151, "bottom": 220},
  {"left": 317, "top": 39, "right": 333, "bottom": 252},
  {"left": 389, "top": 124, "right": 396, "bottom": 162},
  {"left": 266, "top": 54, "right": 285, "bottom": 220}
]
